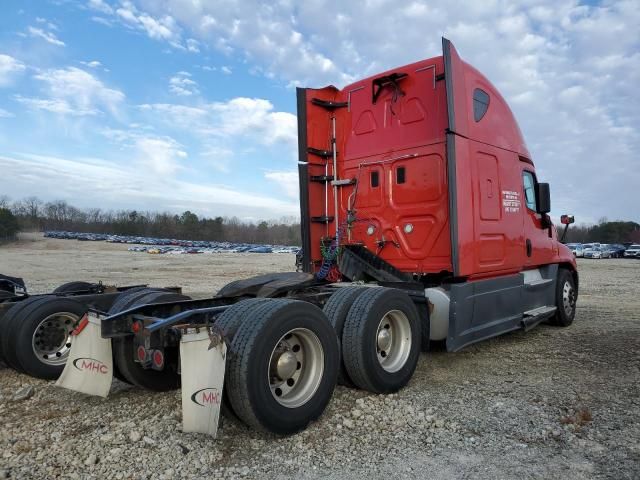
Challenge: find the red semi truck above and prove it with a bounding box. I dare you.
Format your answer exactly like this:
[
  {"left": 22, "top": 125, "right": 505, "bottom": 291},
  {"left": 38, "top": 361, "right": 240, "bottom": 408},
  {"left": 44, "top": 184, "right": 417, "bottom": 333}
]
[{"left": 3, "top": 38, "right": 578, "bottom": 436}]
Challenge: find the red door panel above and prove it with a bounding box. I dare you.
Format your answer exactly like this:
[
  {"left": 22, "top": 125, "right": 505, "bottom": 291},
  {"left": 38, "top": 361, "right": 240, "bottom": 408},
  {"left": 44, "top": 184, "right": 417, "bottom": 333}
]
[{"left": 453, "top": 137, "right": 525, "bottom": 278}]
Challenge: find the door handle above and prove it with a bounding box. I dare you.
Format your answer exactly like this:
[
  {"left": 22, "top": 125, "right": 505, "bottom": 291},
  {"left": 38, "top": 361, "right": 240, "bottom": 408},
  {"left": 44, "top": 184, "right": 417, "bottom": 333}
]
[{"left": 526, "top": 239, "right": 532, "bottom": 257}]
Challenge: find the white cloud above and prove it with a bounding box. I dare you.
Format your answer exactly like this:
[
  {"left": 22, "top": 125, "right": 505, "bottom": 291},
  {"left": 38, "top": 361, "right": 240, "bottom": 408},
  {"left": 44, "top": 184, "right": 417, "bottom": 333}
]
[
  {"left": 265, "top": 171, "right": 298, "bottom": 199},
  {"left": 15, "top": 67, "right": 124, "bottom": 117},
  {"left": 101, "top": 128, "right": 187, "bottom": 175},
  {"left": 81, "top": 60, "right": 103, "bottom": 68},
  {"left": 91, "top": 16, "right": 113, "bottom": 27},
  {"left": 14, "top": 95, "right": 96, "bottom": 116},
  {"left": 0, "top": 108, "right": 14, "bottom": 118},
  {"left": 27, "top": 26, "right": 65, "bottom": 46},
  {"left": 221, "top": 66, "right": 232, "bottom": 75},
  {"left": 25, "top": 67, "right": 124, "bottom": 116},
  {"left": 141, "top": 97, "right": 297, "bottom": 150},
  {"left": 169, "top": 71, "right": 199, "bottom": 96},
  {"left": 206, "top": 97, "right": 297, "bottom": 145},
  {"left": 0, "top": 54, "right": 26, "bottom": 87},
  {"left": 186, "top": 38, "right": 200, "bottom": 52},
  {"left": 137, "top": 14, "right": 177, "bottom": 41},
  {"left": 115, "top": 4, "right": 138, "bottom": 24},
  {"left": 0, "top": 153, "right": 298, "bottom": 218},
  {"left": 134, "top": 136, "right": 187, "bottom": 175},
  {"left": 138, "top": 98, "right": 298, "bottom": 176},
  {"left": 93, "top": 0, "right": 188, "bottom": 48},
  {"left": 87, "top": 0, "right": 114, "bottom": 15}
]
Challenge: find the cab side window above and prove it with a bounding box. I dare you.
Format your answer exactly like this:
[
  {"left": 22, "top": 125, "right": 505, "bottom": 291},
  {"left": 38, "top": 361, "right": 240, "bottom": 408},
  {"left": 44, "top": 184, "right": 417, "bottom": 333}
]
[{"left": 522, "top": 171, "right": 537, "bottom": 211}]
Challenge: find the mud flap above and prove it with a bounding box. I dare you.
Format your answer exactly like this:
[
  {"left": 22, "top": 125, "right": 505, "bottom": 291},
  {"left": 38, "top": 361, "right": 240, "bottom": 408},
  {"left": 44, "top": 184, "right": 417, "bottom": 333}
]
[
  {"left": 56, "top": 312, "right": 113, "bottom": 397},
  {"left": 180, "top": 328, "right": 226, "bottom": 438}
]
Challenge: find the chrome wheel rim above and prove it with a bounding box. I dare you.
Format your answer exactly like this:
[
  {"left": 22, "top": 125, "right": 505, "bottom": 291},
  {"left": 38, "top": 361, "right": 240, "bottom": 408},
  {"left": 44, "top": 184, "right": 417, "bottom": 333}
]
[
  {"left": 562, "top": 280, "right": 576, "bottom": 317},
  {"left": 32, "top": 312, "right": 79, "bottom": 366},
  {"left": 376, "top": 310, "right": 412, "bottom": 373},
  {"left": 268, "top": 328, "right": 324, "bottom": 408}
]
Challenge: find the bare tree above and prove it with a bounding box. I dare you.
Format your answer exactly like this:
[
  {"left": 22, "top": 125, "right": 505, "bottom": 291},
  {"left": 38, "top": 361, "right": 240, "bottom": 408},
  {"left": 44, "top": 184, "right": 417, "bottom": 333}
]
[{"left": 0, "top": 195, "right": 10, "bottom": 209}]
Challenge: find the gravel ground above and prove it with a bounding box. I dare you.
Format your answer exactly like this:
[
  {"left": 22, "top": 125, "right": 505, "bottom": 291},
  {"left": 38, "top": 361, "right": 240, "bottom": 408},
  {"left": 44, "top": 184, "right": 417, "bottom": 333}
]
[{"left": 1, "top": 234, "right": 639, "bottom": 479}]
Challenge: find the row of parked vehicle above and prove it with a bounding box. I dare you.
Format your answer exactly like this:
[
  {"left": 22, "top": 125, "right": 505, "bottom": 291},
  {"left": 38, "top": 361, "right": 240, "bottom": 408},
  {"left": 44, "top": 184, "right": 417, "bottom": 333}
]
[
  {"left": 43, "top": 231, "right": 300, "bottom": 255},
  {"left": 565, "top": 242, "right": 640, "bottom": 259},
  {"left": 130, "top": 245, "right": 298, "bottom": 255}
]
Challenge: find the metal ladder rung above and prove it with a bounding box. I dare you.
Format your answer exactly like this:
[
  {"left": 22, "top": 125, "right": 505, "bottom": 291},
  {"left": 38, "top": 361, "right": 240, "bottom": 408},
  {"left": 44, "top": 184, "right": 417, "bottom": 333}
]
[
  {"left": 331, "top": 178, "right": 356, "bottom": 187},
  {"left": 310, "top": 175, "right": 334, "bottom": 183},
  {"left": 307, "top": 147, "right": 333, "bottom": 158},
  {"left": 311, "top": 216, "right": 334, "bottom": 223}
]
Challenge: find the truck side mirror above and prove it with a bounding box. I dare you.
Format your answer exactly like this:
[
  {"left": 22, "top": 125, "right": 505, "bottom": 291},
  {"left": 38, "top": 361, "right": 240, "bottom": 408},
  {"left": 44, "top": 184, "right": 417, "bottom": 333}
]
[
  {"left": 535, "top": 183, "right": 550, "bottom": 214},
  {"left": 560, "top": 214, "right": 575, "bottom": 225}
]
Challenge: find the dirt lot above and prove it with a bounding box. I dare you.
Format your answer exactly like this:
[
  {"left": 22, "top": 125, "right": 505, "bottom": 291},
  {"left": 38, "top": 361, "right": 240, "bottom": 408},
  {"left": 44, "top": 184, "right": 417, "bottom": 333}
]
[{"left": 1, "top": 233, "right": 639, "bottom": 479}]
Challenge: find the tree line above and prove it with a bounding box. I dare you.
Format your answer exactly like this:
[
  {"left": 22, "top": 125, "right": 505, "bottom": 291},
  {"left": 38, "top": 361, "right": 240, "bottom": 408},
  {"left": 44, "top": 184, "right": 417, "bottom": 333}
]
[
  {"left": 562, "top": 219, "right": 640, "bottom": 244},
  {"left": 0, "top": 195, "right": 301, "bottom": 246},
  {"left": 2, "top": 195, "right": 638, "bottom": 246}
]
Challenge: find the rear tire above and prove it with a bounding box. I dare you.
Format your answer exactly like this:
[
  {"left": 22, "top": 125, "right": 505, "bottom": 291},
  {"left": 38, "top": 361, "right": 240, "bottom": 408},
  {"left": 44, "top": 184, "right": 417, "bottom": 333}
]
[
  {"left": 549, "top": 269, "right": 577, "bottom": 327},
  {"left": 0, "top": 292, "right": 14, "bottom": 330},
  {"left": 13, "top": 298, "right": 86, "bottom": 379},
  {"left": 107, "top": 287, "right": 166, "bottom": 384},
  {"left": 342, "top": 288, "right": 421, "bottom": 394},
  {"left": 107, "top": 287, "right": 162, "bottom": 316},
  {"left": 0, "top": 296, "right": 56, "bottom": 370},
  {"left": 215, "top": 298, "right": 271, "bottom": 341},
  {"left": 322, "top": 287, "right": 369, "bottom": 386},
  {"left": 112, "top": 291, "right": 190, "bottom": 391},
  {"left": 53, "top": 281, "right": 96, "bottom": 294},
  {"left": 213, "top": 298, "right": 271, "bottom": 420},
  {"left": 225, "top": 299, "right": 339, "bottom": 435}
]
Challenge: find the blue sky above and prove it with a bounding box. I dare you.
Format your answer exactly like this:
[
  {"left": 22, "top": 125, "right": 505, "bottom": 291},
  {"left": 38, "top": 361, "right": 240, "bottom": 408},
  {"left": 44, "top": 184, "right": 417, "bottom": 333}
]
[{"left": 0, "top": 0, "right": 638, "bottom": 223}]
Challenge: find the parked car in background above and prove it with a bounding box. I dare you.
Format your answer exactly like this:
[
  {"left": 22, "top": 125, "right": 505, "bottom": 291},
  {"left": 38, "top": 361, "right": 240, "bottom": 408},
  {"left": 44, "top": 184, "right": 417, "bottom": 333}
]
[
  {"left": 606, "top": 244, "right": 627, "bottom": 258},
  {"left": 566, "top": 243, "right": 584, "bottom": 257},
  {"left": 600, "top": 245, "right": 616, "bottom": 258},
  {"left": 582, "top": 244, "right": 595, "bottom": 257},
  {"left": 624, "top": 244, "right": 640, "bottom": 258},
  {"left": 584, "top": 246, "right": 607, "bottom": 259}
]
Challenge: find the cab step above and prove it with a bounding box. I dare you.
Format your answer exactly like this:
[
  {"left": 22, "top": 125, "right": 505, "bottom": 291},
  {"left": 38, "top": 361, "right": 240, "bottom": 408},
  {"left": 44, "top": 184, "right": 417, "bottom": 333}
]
[{"left": 522, "top": 305, "right": 557, "bottom": 331}]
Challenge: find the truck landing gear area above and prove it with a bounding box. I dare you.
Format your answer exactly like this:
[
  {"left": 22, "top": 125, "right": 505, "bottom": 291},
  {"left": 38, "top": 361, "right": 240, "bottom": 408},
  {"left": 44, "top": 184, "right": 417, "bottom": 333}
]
[{"left": 0, "top": 38, "right": 577, "bottom": 436}]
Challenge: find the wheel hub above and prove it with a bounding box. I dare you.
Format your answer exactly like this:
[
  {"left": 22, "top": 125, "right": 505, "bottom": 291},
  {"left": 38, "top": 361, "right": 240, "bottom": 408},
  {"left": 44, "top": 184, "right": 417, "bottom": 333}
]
[
  {"left": 32, "top": 313, "right": 78, "bottom": 366},
  {"left": 562, "top": 280, "right": 575, "bottom": 316},
  {"left": 275, "top": 350, "right": 298, "bottom": 380},
  {"left": 377, "top": 327, "right": 392, "bottom": 352},
  {"left": 375, "top": 310, "right": 412, "bottom": 373},
  {"left": 268, "top": 328, "right": 324, "bottom": 408}
]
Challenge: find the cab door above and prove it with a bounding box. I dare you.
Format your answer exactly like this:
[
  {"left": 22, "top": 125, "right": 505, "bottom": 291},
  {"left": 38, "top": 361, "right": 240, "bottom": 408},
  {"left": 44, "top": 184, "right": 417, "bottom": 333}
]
[{"left": 521, "top": 169, "right": 552, "bottom": 266}]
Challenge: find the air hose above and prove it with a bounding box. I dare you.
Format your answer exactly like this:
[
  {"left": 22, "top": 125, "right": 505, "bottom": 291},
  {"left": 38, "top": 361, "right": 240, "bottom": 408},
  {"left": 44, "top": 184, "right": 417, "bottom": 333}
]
[{"left": 316, "top": 221, "right": 348, "bottom": 280}]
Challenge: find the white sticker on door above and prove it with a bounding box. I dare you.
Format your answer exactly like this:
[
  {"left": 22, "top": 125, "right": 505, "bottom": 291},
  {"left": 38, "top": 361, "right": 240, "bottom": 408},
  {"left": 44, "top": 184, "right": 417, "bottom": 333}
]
[{"left": 502, "top": 190, "right": 521, "bottom": 213}]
